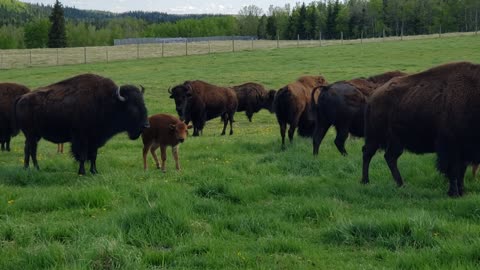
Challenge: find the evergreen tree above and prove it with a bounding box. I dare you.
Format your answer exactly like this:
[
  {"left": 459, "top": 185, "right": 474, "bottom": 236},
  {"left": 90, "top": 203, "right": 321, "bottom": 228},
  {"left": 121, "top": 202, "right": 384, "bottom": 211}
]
[{"left": 48, "top": 0, "right": 66, "bottom": 48}]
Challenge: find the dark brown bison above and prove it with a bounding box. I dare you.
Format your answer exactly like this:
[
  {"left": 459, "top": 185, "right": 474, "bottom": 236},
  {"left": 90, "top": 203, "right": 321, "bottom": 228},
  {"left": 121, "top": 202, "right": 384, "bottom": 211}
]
[
  {"left": 273, "top": 75, "right": 328, "bottom": 149},
  {"left": 232, "top": 82, "right": 276, "bottom": 122},
  {"left": 15, "top": 73, "right": 149, "bottom": 175},
  {"left": 311, "top": 71, "right": 407, "bottom": 156},
  {"left": 361, "top": 62, "right": 480, "bottom": 197},
  {"left": 169, "top": 80, "right": 238, "bottom": 136},
  {"left": 142, "top": 114, "right": 192, "bottom": 171},
  {"left": 0, "top": 83, "right": 30, "bottom": 152}
]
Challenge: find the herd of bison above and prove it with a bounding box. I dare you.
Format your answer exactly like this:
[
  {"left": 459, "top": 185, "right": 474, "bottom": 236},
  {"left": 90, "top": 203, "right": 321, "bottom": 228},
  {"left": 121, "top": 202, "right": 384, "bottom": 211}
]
[{"left": 1, "top": 61, "right": 480, "bottom": 197}]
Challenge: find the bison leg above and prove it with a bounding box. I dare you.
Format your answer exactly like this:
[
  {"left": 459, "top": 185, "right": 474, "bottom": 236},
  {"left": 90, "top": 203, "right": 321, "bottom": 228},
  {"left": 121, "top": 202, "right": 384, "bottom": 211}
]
[
  {"left": 150, "top": 146, "right": 160, "bottom": 169},
  {"left": 221, "top": 114, "right": 228, "bottom": 136},
  {"left": 6, "top": 137, "right": 11, "bottom": 152},
  {"left": 457, "top": 162, "right": 468, "bottom": 196},
  {"left": 436, "top": 141, "right": 464, "bottom": 197},
  {"left": 334, "top": 124, "right": 350, "bottom": 156},
  {"left": 23, "top": 140, "right": 30, "bottom": 169},
  {"left": 29, "top": 138, "right": 40, "bottom": 170},
  {"left": 312, "top": 123, "right": 330, "bottom": 156},
  {"left": 279, "top": 122, "right": 287, "bottom": 150},
  {"left": 72, "top": 139, "right": 88, "bottom": 175},
  {"left": 361, "top": 141, "right": 379, "bottom": 184},
  {"left": 0, "top": 142, "right": 4, "bottom": 151},
  {"left": 142, "top": 144, "right": 150, "bottom": 170},
  {"left": 172, "top": 145, "right": 180, "bottom": 171},
  {"left": 160, "top": 145, "right": 167, "bottom": 172},
  {"left": 246, "top": 111, "right": 253, "bottom": 122},
  {"left": 88, "top": 148, "right": 98, "bottom": 174},
  {"left": 288, "top": 124, "right": 297, "bottom": 143},
  {"left": 384, "top": 141, "right": 405, "bottom": 187},
  {"left": 472, "top": 164, "right": 479, "bottom": 177}
]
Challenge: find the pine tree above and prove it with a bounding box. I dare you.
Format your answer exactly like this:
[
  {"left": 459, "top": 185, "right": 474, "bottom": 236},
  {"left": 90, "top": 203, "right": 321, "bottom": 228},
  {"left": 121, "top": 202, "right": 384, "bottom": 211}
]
[{"left": 48, "top": 0, "right": 66, "bottom": 48}]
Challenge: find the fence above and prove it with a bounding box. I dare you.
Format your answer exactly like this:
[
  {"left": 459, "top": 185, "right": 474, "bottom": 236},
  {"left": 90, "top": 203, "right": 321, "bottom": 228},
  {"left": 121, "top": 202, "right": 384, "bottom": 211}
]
[{"left": 0, "top": 31, "right": 478, "bottom": 70}]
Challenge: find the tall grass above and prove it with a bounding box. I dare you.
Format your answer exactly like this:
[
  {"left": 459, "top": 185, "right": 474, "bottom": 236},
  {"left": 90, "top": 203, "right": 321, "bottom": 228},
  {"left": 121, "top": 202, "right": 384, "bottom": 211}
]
[{"left": 1, "top": 35, "right": 480, "bottom": 269}]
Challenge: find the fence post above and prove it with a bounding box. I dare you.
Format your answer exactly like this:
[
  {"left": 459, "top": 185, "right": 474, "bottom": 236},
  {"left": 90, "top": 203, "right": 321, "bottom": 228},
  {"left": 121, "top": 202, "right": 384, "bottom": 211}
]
[
  {"left": 251, "top": 38, "right": 254, "bottom": 50},
  {"left": 162, "top": 41, "right": 164, "bottom": 57},
  {"left": 277, "top": 33, "right": 279, "bottom": 49},
  {"left": 383, "top": 28, "right": 385, "bottom": 41},
  {"left": 297, "top": 34, "right": 300, "bottom": 47},
  {"left": 361, "top": 31, "right": 363, "bottom": 44},
  {"left": 401, "top": 23, "right": 404, "bottom": 41},
  {"left": 208, "top": 40, "right": 211, "bottom": 54},
  {"left": 0, "top": 51, "right": 3, "bottom": 69},
  {"left": 476, "top": 9, "right": 478, "bottom": 35},
  {"left": 341, "top": 32, "right": 343, "bottom": 45},
  {"left": 56, "top": 48, "right": 59, "bottom": 65},
  {"left": 29, "top": 49, "right": 32, "bottom": 66},
  {"left": 319, "top": 31, "right": 322, "bottom": 47},
  {"left": 185, "top": 39, "right": 188, "bottom": 56},
  {"left": 232, "top": 36, "right": 235, "bottom": 52},
  {"left": 106, "top": 47, "right": 109, "bottom": 62}
]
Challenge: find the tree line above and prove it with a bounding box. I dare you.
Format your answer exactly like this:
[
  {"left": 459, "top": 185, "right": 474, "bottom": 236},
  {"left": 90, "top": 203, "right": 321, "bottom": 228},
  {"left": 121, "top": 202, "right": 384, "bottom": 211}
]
[{"left": 1, "top": 0, "right": 479, "bottom": 49}]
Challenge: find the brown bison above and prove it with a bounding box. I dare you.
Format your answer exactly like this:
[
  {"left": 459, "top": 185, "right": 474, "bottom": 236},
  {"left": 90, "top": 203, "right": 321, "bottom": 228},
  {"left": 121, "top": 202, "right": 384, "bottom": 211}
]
[
  {"left": 311, "top": 71, "right": 407, "bottom": 156},
  {"left": 273, "top": 75, "right": 328, "bottom": 148},
  {"left": 169, "top": 80, "right": 238, "bottom": 136},
  {"left": 0, "top": 83, "right": 30, "bottom": 152},
  {"left": 361, "top": 62, "right": 480, "bottom": 197},
  {"left": 232, "top": 82, "right": 276, "bottom": 122},
  {"left": 15, "top": 73, "right": 149, "bottom": 175},
  {"left": 142, "top": 114, "right": 192, "bottom": 171}
]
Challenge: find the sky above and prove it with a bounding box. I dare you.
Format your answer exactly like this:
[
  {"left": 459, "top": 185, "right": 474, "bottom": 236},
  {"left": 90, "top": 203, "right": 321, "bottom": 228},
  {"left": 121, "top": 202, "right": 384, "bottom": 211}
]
[{"left": 20, "top": 0, "right": 303, "bottom": 14}]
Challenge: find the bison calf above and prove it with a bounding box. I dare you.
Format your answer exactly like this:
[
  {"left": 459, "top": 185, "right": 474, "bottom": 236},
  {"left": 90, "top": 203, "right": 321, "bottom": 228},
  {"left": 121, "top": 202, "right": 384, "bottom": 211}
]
[{"left": 142, "top": 114, "right": 192, "bottom": 172}]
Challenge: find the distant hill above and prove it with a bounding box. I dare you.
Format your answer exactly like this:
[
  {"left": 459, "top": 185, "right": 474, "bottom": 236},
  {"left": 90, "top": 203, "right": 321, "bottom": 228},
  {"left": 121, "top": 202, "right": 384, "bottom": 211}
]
[{"left": 0, "top": 0, "right": 217, "bottom": 26}]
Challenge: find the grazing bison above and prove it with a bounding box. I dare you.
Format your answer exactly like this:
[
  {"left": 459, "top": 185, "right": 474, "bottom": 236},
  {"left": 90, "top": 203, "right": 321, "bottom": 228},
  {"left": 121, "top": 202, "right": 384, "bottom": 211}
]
[
  {"left": 0, "top": 83, "right": 30, "bottom": 152},
  {"left": 311, "top": 71, "right": 407, "bottom": 156},
  {"left": 15, "top": 73, "right": 149, "bottom": 175},
  {"left": 169, "top": 80, "right": 238, "bottom": 136},
  {"left": 273, "top": 75, "right": 328, "bottom": 148},
  {"left": 361, "top": 62, "right": 480, "bottom": 197},
  {"left": 232, "top": 82, "right": 276, "bottom": 122},
  {"left": 142, "top": 114, "right": 192, "bottom": 171}
]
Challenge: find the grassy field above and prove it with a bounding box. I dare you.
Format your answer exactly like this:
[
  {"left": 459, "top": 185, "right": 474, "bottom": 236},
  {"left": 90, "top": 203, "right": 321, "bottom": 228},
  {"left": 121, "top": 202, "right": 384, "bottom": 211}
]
[{"left": 1, "top": 35, "right": 480, "bottom": 269}]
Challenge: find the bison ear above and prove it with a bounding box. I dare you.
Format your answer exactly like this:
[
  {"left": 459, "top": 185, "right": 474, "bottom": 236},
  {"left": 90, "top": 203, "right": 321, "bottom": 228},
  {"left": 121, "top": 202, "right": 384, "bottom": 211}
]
[
  {"left": 140, "top": 85, "right": 145, "bottom": 94},
  {"left": 169, "top": 124, "right": 176, "bottom": 131},
  {"left": 187, "top": 125, "right": 193, "bottom": 129}
]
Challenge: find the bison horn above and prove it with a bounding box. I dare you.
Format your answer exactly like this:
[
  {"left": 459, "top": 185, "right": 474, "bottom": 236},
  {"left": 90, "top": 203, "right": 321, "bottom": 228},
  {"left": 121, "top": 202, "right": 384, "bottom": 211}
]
[
  {"left": 140, "top": 85, "right": 145, "bottom": 94},
  {"left": 116, "top": 87, "right": 126, "bottom": 102},
  {"left": 167, "top": 87, "right": 172, "bottom": 94}
]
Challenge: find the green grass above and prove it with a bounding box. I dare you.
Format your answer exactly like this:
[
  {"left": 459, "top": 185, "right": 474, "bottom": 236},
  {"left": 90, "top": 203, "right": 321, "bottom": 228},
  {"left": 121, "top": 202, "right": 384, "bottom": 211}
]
[{"left": 1, "top": 35, "right": 480, "bottom": 269}]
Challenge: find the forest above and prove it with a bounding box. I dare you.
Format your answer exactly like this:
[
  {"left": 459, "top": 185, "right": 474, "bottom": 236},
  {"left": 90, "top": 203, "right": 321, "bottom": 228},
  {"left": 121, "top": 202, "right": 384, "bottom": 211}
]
[{"left": 0, "top": 0, "right": 479, "bottom": 49}]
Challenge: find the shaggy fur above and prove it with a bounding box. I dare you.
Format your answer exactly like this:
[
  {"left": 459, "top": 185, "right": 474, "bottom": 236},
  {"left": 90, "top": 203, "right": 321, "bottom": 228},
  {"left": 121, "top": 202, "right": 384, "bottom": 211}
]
[
  {"left": 169, "top": 80, "right": 238, "bottom": 136},
  {"left": 0, "top": 83, "right": 30, "bottom": 151},
  {"left": 361, "top": 62, "right": 480, "bottom": 197},
  {"left": 15, "top": 73, "right": 149, "bottom": 175},
  {"left": 232, "top": 82, "right": 275, "bottom": 122},
  {"left": 273, "top": 75, "right": 328, "bottom": 149}
]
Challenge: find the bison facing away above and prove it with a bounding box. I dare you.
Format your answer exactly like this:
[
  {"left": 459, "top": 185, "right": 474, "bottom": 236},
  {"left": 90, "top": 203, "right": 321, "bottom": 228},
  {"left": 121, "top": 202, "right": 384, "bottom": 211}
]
[
  {"left": 232, "top": 82, "right": 276, "bottom": 122},
  {"left": 311, "top": 71, "right": 407, "bottom": 156},
  {"left": 15, "top": 73, "right": 149, "bottom": 175},
  {"left": 361, "top": 62, "right": 480, "bottom": 197},
  {"left": 273, "top": 75, "right": 328, "bottom": 149},
  {"left": 142, "top": 114, "right": 192, "bottom": 171},
  {"left": 0, "top": 83, "right": 30, "bottom": 152},
  {"left": 169, "top": 80, "right": 238, "bottom": 136}
]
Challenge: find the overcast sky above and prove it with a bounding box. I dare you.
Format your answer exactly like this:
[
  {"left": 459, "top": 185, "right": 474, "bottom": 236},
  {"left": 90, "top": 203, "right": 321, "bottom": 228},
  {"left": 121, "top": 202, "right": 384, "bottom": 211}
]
[{"left": 20, "top": 0, "right": 304, "bottom": 14}]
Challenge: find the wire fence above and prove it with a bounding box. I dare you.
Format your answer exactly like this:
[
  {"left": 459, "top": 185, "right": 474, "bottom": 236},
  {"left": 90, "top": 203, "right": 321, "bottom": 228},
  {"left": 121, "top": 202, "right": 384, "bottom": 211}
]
[{"left": 0, "top": 31, "right": 478, "bottom": 70}]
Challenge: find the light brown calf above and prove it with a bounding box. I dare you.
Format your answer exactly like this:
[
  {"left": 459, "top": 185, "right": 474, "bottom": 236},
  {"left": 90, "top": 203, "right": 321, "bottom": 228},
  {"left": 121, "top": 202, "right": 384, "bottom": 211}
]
[{"left": 142, "top": 114, "right": 192, "bottom": 171}]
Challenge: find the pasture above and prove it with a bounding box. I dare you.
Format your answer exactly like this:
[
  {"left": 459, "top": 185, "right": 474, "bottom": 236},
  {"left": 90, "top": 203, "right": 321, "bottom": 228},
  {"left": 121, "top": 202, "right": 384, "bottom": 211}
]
[{"left": 1, "top": 35, "right": 480, "bottom": 269}]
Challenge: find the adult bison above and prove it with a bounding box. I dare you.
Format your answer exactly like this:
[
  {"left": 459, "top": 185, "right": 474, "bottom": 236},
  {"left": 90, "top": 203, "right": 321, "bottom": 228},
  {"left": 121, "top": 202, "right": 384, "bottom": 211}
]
[
  {"left": 169, "top": 80, "right": 238, "bottom": 136},
  {"left": 273, "top": 75, "right": 328, "bottom": 149},
  {"left": 15, "top": 73, "right": 149, "bottom": 175},
  {"left": 361, "top": 62, "right": 480, "bottom": 197},
  {"left": 0, "top": 83, "right": 30, "bottom": 152},
  {"left": 311, "top": 71, "right": 407, "bottom": 156},
  {"left": 232, "top": 82, "right": 276, "bottom": 122}
]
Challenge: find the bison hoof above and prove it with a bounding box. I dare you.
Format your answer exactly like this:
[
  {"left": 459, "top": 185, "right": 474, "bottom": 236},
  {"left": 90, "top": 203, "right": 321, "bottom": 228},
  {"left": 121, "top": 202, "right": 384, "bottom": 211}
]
[
  {"left": 360, "top": 179, "right": 369, "bottom": 185},
  {"left": 230, "top": 131, "right": 233, "bottom": 135}
]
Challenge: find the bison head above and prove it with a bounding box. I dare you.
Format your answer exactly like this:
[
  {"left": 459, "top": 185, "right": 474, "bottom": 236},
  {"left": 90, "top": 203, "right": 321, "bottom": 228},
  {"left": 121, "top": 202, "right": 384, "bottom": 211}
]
[
  {"left": 169, "top": 83, "right": 194, "bottom": 121},
  {"left": 170, "top": 122, "right": 193, "bottom": 143},
  {"left": 116, "top": 85, "right": 149, "bottom": 140},
  {"left": 263, "top": 90, "right": 276, "bottom": 113}
]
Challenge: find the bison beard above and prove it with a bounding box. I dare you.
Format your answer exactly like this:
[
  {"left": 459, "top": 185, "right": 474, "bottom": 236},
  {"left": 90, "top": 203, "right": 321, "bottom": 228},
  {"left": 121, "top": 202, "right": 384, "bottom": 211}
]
[
  {"left": 14, "top": 74, "right": 149, "bottom": 175},
  {"left": 361, "top": 62, "right": 480, "bottom": 197}
]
